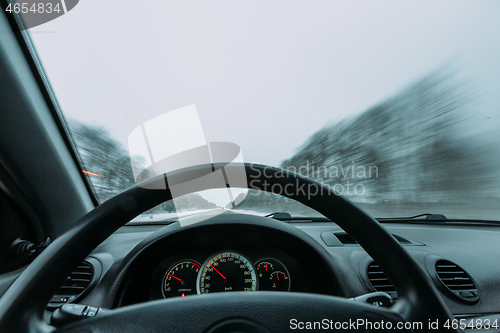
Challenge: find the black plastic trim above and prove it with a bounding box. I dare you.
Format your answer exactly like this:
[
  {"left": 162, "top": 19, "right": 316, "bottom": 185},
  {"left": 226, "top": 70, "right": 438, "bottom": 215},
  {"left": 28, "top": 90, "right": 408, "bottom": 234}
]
[
  {"left": 46, "top": 257, "right": 102, "bottom": 310},
  {"left": 0, "top": 0, "right": 99, "bottom": 207}
]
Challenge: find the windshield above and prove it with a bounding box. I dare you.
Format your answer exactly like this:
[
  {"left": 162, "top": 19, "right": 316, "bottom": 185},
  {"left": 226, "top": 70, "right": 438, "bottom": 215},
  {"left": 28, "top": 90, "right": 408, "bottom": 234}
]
[{"left": 27, "top": 0, "right": 500, "bottom": 220}]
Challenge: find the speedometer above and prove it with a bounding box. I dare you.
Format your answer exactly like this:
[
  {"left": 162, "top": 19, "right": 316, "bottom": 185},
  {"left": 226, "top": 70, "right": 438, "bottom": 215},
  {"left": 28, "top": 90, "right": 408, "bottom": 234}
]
[{"left": 197, "top": 251, "right": 258, "bottom": 294}]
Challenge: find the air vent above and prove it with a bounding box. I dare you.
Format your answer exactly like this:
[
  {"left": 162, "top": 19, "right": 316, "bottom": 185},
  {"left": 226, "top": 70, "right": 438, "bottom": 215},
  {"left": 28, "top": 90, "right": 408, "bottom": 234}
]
[
  {"left": 47, "top": 258, "right": 101, "bottom": 310},
  {"left": 367, "top": 261, "right": 397, "bottom": 299},
  {"left": 435, "top": 260, "right": 479, "bottom": 304}
]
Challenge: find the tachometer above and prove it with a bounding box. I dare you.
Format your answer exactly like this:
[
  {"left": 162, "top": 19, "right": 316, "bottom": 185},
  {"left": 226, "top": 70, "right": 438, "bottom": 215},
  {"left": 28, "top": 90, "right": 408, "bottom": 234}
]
[
  {"left": 162, "top": 260, "right": 200, "bottom": 298},
  {"left": 197, "top": 251, "right": 257, "bottom": 294}
]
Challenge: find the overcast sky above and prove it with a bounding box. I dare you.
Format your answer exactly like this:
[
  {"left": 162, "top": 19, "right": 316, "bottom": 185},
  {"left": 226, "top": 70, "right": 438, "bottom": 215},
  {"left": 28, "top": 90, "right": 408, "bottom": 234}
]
[{"left": 31, "top": 0, "right": 500, "bottom": 168}]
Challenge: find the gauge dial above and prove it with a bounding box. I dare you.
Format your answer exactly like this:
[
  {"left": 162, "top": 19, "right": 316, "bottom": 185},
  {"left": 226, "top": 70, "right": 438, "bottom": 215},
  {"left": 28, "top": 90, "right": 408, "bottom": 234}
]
[
  {"left": 197, "top": 251, "right": 257, "bottom": 294},
  {"left": 162, "top": 260, "right": 200, "bottom": 298},
  {"left": 256, "top": 259, "right": 291, "bottom": 291}
]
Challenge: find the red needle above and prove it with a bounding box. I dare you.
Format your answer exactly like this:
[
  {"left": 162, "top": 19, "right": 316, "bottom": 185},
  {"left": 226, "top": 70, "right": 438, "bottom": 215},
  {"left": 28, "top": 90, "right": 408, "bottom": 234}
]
[
  {"left": 277, "top": 274, "right": 280, "bottom": 281},
  {"left": 211, "top": 264, "right": 226, "bottom": 279},
  {"left": 168, "top": 274, "right": 182, "bottom": 282},
  {"left": 266, "top": 263, "right": 267, "bottom": 271}
]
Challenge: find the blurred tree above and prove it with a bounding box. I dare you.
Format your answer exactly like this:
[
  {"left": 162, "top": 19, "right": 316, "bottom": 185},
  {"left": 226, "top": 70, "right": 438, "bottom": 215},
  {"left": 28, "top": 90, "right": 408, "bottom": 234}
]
[
  {"left": 281, "top": 69, "right": 493, "bottom": 204},
  {"left": 68, "top": 121, "right": 135, "bottom": 202},
  {"left": 68, "top": 121, "right": 217, "bottom": 213}
]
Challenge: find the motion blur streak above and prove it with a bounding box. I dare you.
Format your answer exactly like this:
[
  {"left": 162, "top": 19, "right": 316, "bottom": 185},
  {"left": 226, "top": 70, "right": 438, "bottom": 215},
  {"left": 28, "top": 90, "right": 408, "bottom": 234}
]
[
  {"left": 278, "top": 69, "right": 499, "bottom": 219},
  {"left": 68, "top": 69, "right": 500, "bottom": 220},
  {"left": 82, "top": 170, "right": 104, "bottom": 178}
]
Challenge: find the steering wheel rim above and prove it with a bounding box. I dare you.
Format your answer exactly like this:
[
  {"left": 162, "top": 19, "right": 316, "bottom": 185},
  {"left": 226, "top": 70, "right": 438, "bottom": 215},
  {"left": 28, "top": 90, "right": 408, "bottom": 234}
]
[{"left": 0, "top": 163, "right": 460, "bottom": 332}]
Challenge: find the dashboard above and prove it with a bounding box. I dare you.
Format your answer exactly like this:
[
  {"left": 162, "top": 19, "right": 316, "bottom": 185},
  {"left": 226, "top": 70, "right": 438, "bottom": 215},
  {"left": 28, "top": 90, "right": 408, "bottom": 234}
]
[
  {"left": 45, "top": 212, "right": 500, "bottom": 330},
  {"left": 115, "top": 215, "right": 337, "bottom": 307}
]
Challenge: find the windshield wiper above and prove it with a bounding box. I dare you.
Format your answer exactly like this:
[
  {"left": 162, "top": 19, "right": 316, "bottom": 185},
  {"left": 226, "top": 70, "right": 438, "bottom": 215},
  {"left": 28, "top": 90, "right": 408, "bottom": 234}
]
[
  {"left": 264, "top": 212, "right": 500, "bottom": 226},
  {"left": 377, "top": 213, "right": 448, "bottom": 222},
  {"left": 265, "top": 212, "right": 331, "bottom": 223},
  {"left": 377, "top": 214, "right": 500, "bottom": 226}
]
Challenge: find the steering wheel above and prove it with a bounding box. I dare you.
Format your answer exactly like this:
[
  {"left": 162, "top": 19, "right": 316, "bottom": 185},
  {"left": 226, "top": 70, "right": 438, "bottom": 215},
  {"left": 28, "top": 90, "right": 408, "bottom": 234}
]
[{"left": 0, "top": 163, "right": 460, "bottom": 332}]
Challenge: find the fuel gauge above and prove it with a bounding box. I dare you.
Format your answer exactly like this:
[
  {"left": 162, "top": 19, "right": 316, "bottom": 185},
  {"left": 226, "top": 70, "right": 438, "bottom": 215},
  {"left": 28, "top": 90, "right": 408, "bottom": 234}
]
[{"left": 256, "top": 259, "right": 291, "bottom": 292}]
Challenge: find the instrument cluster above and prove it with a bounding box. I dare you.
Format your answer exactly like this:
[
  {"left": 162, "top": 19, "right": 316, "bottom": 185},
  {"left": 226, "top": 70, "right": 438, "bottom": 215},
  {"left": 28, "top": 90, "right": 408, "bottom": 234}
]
[{"left": 156, "top": 250, "right": 294, "bottom": 299}]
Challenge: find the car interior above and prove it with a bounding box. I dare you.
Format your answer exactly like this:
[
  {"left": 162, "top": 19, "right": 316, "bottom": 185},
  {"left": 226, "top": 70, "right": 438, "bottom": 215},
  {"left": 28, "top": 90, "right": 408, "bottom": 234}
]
[{"left": 1, "top": 1, "right": 500, "bottom": 332}]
